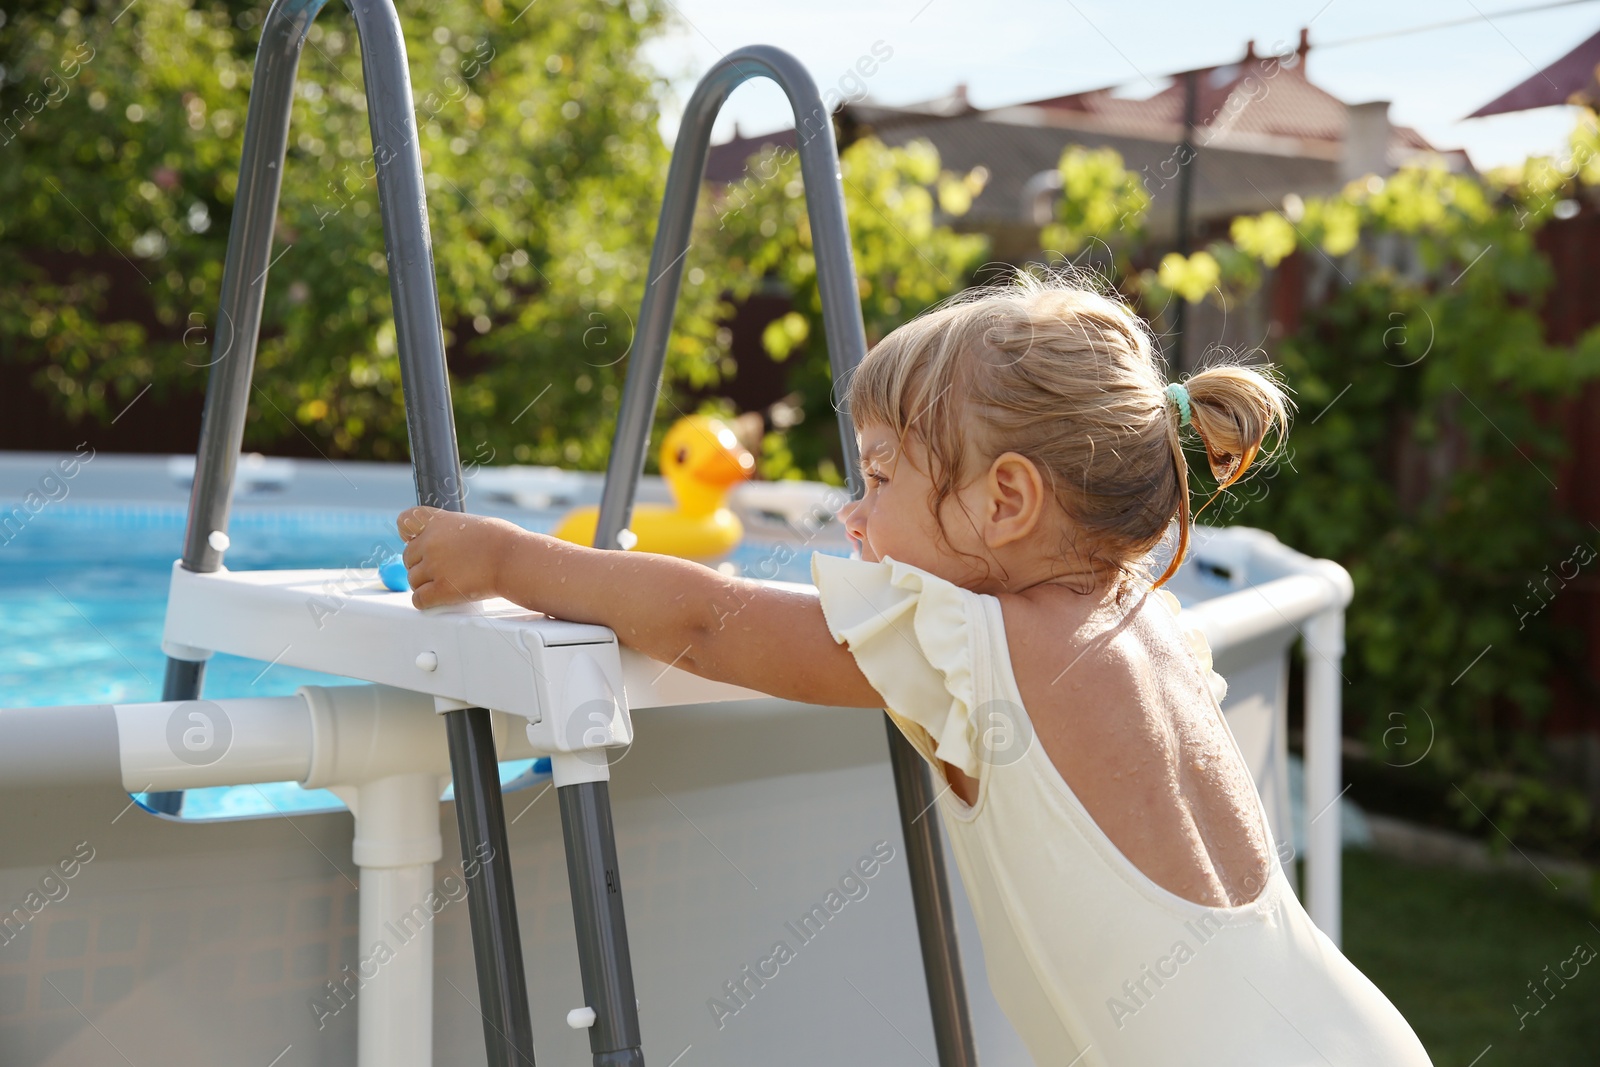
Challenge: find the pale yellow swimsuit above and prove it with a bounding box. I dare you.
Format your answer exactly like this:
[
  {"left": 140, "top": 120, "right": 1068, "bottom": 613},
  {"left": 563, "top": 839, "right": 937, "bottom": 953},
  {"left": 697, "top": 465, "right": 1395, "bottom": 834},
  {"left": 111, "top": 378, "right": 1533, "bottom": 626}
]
[{"left": 811, "top": 551, "right": 1434, "bottom": 1067}]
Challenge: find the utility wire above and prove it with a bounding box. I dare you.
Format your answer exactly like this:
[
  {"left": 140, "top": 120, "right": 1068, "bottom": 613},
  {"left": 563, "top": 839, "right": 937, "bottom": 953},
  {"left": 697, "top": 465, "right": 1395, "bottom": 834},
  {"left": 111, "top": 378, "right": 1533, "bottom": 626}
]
[{"left": 1316, "top": 0, "right": 1600, "bottom": 50}]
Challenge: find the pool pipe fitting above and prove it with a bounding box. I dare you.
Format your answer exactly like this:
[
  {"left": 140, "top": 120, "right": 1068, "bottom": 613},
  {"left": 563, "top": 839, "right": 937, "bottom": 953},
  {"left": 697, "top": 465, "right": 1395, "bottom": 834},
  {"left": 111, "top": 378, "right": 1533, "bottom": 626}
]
[{"left": 114, "top": 683, "right": 478, "bottom": 1067}]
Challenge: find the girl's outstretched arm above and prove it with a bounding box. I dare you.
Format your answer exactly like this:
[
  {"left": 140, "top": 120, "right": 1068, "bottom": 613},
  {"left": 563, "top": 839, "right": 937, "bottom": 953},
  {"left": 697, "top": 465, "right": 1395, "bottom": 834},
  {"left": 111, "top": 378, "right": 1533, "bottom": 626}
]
[{"left": 396, "top": 506, "right": 882, "bottom": 709}]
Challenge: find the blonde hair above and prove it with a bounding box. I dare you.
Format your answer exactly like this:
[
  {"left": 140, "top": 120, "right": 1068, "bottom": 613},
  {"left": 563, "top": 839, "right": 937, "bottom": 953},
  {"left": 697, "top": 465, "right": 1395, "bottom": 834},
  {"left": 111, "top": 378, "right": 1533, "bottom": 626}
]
[{"left": 842, "top": 269, "right": 1292, "bottom": 589}]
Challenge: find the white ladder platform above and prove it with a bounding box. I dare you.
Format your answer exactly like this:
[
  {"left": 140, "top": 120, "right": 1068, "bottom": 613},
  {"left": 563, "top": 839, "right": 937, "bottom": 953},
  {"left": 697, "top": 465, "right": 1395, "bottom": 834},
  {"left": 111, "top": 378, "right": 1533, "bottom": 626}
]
[{"left": 162, "top": 562, "right": 780, "bottom": 715}]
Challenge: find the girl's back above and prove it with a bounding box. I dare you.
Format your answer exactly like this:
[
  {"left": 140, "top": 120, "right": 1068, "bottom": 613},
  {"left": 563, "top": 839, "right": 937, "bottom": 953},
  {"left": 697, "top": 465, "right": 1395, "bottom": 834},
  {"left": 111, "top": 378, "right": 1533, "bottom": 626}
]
[{"left": 1000, "top": 579, "right": 1276, "bottom": 910}]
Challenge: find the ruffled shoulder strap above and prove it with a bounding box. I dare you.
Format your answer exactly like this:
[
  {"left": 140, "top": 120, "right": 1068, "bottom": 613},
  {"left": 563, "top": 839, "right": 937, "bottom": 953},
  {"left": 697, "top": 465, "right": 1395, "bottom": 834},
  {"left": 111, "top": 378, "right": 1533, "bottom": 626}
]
[
  {"left": 810, "top": 552, "right": 985, "bottom": 780},
  {"left": 1152, "top": 587, "right": 1229, "bottom": 705}
]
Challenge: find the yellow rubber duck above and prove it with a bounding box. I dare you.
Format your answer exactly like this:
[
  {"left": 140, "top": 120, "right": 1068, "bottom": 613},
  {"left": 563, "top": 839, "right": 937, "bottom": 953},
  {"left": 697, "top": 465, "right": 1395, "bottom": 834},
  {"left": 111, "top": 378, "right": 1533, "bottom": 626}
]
[{"left": 553, "top": 414, "right": 756, "bottom": 559}]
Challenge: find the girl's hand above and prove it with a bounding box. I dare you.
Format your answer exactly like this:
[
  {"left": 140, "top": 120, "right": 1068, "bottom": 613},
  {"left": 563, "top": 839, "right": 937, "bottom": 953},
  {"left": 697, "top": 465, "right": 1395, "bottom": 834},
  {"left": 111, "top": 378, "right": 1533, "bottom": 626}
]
[{"left": 395, "top": 506, "right": 524, "bottom": 610}]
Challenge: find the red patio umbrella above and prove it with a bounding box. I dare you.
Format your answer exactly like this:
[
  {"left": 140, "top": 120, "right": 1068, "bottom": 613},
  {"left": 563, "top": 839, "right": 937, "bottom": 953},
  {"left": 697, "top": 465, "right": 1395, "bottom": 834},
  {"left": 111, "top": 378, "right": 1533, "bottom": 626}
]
[{"left": 1467, "top": 25, "right": 1600, "bottom": 116}]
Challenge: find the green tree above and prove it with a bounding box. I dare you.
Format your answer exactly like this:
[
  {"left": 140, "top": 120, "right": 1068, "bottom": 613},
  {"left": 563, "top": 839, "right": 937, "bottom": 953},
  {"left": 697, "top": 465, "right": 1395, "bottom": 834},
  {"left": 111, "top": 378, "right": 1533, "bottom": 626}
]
[
  {"left": 708, "top": 136, "right": 989, "bottom": 481},
  {"left": 0, "top": 0, "right": 993, "bottom": 481},
  {"left": 0, "top": 0, "right": 734, "bottom": 467},
  {"left": 1040, "top": 144, "right": 1150, "bottom": 260}
]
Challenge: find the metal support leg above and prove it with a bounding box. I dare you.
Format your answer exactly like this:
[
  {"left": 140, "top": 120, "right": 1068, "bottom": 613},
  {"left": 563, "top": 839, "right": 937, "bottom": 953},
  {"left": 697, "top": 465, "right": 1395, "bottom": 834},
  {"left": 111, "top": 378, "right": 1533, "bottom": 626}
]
[
  {"left": 165, "top": 0, "right": 536, "bottom": 1062},
  {"left": 559, "top": 781, "right": 643, "bottom": 1066},
  {"left": 886, "top": 721, "right": 979, "bottom": 1065},
  {"left": 352, "top": 770, "right": 447, "bottom": 1067},
  {"left": 591, "top": 44, "right": 978, "bottom": 1067},
  {"left": 446, "top": 708, "right": 537, "bottom": 1065}
]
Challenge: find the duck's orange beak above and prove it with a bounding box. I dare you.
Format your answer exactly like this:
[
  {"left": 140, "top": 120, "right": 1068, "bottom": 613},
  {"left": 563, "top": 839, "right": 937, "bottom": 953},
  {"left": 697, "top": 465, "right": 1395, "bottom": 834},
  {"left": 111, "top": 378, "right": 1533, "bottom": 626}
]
[{"left": 689, "top": 441, "right": 756, "bottom": 489}]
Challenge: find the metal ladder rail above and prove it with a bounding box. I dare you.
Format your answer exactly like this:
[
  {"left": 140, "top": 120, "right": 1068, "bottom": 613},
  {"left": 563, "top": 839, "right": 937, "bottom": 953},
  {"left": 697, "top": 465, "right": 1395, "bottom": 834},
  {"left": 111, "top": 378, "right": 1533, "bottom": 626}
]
[
  {"left": 590, "top": 44, "right": 979, "bottom": 1067},
  {"left": 156, "top": 1, "right": 537, "bottom": 1063}
]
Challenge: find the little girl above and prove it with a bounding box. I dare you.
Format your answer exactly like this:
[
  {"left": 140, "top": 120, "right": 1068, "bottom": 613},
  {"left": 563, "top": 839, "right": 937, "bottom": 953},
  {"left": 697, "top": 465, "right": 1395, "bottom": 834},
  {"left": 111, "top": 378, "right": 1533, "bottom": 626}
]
[{"left": 396, "top": 274, "right": 1434, "bottom": 1065}]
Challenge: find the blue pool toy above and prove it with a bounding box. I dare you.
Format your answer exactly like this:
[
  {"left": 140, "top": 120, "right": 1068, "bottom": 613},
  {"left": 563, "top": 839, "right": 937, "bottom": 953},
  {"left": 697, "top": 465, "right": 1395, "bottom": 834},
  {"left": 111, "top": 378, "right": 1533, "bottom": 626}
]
[{"left": 379, "top": 554, "right": 410, "bottom": 592}]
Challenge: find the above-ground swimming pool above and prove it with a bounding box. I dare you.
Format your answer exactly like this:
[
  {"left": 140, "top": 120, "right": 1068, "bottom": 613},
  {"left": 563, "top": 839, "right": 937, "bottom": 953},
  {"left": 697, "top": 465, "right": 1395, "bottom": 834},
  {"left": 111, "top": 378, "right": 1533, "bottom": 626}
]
[
  {"left": 0, "top": 451, "right": 1352, "bottom": 1067},
  {"left": 0, "top": 451, "right": 1300, "bottom": 824}
]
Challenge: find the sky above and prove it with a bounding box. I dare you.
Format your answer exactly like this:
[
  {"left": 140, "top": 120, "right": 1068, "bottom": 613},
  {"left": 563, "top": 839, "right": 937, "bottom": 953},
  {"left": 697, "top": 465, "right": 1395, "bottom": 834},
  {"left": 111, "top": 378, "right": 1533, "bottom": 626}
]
[{"left": 638, "top": 0, "right": 1600, "bottom": 171}]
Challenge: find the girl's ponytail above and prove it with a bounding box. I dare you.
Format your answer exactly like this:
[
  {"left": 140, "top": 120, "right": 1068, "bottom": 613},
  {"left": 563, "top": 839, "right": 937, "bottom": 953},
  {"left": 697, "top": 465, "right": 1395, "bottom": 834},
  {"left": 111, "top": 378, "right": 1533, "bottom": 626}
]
[
  {"left": 1186, "top": 365, "right": 1293, "bottom": 490},
  {"left": 1153, "top": 363, "right": 1293, "bottom": 588}
]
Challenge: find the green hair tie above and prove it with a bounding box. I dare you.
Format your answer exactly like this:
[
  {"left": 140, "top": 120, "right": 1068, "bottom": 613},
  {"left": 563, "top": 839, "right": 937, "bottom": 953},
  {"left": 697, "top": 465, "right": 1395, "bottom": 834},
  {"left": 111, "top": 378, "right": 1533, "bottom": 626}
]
[{"left": 1164, "top": 382, "right": 1192, "bottom": 427}]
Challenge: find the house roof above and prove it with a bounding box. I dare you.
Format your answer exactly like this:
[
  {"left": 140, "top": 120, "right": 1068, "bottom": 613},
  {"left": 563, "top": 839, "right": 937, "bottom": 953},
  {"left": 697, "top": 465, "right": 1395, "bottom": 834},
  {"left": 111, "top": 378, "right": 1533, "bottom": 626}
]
[
  {"left": 1023, "top": 50, "right": 1341, "bottom": 143},
  {"left": 704, "top": 31, "right": 1472, "bottom": 237},
  {"left": 1016, "top": 36, "right": 1449, "bottom": 165}
]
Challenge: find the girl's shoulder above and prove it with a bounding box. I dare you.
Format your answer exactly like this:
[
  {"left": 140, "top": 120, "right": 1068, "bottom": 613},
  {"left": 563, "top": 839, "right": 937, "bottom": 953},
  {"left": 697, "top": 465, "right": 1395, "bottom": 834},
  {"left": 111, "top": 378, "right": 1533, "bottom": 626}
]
[
  {"left": 994, "top": 577, "right": 1226, "bottom": 716},
  {"left": 809, "top": 551, "right": 992, "bottom": 779}
]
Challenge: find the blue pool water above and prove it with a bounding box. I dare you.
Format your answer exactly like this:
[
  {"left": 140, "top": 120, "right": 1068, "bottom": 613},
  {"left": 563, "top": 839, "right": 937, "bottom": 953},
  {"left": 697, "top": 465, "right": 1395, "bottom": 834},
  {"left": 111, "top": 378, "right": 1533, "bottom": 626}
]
[{"left": 1, "top": 504, "right": 836, "bottom": 817}]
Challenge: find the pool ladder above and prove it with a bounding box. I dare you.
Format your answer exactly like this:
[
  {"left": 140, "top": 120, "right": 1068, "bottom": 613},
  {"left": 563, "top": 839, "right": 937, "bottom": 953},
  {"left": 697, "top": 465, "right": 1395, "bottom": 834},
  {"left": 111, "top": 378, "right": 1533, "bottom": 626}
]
[{"left": 157, "top": 0, "right": 978, "bottom": 1060}]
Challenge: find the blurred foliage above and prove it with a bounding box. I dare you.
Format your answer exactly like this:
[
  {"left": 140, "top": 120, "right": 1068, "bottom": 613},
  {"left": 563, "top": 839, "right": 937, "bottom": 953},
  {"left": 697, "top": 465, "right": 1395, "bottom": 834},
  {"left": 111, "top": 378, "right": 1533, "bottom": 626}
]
[
  {"left": 1039, "top": 144, "right": 1149, "bottom": 258},
  {"left": 711, "top": 137, "right": 989, "bottom": 482},
  {"left": 0, "top": 0, "right": 987, "bottom": 479},
  {"left": 1, "top": 0, "right": 709, "bottom": 467},
  {"left": 1241, "top": 163, "right": 1600, "bottom": 859},
  {"left": 1061, "top": 142, "right": 1600, "bottom": 856}
]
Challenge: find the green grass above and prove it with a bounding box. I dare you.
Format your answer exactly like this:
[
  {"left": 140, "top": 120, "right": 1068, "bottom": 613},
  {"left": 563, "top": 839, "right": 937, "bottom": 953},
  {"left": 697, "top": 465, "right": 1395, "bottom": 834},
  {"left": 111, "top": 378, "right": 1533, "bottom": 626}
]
[{"left": 1338, "top": 848, "right": 1600, "bottom": 1066}]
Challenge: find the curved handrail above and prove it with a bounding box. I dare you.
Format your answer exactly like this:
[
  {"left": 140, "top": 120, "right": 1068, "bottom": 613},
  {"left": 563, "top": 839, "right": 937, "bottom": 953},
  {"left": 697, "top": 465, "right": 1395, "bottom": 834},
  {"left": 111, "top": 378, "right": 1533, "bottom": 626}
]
[
  {"left": 159, "top": 3, "right": 533, "bottom": 1065},
  {"left": 586, "top": 45, "right": 978, "bottom": 1067},
  {"left": 177, "top": 0, "right": 330, "bottom": 576},
  {"left": 178, "top": 0, "right": 464, "bottom": 580},
  {"left": 149, "top": 0, "right": 336, "bottom": 807},
  {"left": 591, "top": 45, "right": 869, "bottom": 550}
]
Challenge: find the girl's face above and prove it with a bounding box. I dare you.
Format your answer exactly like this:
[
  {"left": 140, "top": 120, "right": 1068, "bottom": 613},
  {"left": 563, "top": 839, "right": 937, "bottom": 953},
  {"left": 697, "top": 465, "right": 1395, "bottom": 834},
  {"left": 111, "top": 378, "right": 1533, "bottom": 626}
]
[{"left": 838, "top": 423, "right": 992, "bottom": 587}]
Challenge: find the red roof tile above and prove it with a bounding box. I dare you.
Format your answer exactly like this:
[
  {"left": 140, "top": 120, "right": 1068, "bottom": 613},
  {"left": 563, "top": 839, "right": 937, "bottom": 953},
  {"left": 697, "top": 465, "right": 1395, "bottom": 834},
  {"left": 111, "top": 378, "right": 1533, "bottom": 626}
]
[{"left": 1026, "top": 48, "right": 1370, "bottom": 148}]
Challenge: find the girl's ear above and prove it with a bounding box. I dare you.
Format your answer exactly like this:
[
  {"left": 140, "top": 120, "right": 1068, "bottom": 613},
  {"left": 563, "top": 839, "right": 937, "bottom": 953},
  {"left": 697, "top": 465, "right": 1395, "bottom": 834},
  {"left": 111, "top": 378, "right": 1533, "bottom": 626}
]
[{"left": 984, "top": 452, "right": 1046, "bottom": 549}]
